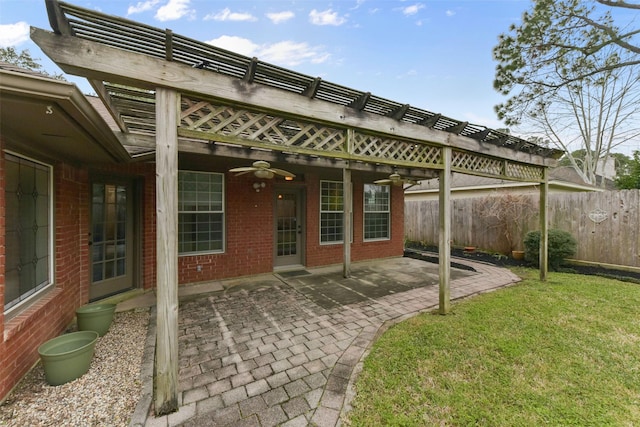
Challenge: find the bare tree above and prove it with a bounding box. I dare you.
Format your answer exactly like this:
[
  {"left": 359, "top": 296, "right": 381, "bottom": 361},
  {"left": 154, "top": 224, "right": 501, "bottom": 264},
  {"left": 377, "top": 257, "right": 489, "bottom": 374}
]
[
  {"left": 478, "top": 192, "right": 537, "bottom": 254},
  {"left": 494, "top": 0, "right": 640, "bottom": 186}
]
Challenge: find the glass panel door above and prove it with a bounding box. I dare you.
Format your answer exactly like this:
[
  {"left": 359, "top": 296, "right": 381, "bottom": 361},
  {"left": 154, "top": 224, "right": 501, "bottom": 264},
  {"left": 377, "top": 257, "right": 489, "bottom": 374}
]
[
  {"left": 90, "top": 180, "right": 134, "bottom": 299},
  {"left": 274, "top": 190, "right": 303, "bottom": 267}
]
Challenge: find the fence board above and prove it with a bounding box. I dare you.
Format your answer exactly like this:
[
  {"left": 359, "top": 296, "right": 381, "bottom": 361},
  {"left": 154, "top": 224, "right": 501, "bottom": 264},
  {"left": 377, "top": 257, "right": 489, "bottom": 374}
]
[{"left": 405, "top": 190, "right": 640, "bottom": 268}]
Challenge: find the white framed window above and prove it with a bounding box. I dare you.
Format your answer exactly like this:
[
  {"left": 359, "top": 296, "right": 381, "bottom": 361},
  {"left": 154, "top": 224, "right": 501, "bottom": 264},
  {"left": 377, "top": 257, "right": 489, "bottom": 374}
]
[
  {"left": 364, "top": 184, "right": 390, "bottom": 241},
  {"left": 320, "top": 180, "right": 344, "bottom": 244},
  {"left": 178, "top": 170, "right": 225, "bottom": 255},
  {"left": 4, "top": 152, "right": 53, "bottom": 312}
]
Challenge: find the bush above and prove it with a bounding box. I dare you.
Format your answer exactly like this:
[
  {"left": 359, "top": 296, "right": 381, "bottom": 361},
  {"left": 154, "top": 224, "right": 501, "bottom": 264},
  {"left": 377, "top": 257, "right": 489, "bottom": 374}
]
[{"left": 524, "top": 229, "right": 577, "bottom": 270}]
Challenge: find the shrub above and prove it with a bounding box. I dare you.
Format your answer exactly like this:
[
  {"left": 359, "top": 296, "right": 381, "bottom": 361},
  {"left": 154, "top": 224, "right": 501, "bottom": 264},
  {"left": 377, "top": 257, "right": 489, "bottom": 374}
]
[{"left": 524, "top": 229, "right": 577, "bottom": 270}]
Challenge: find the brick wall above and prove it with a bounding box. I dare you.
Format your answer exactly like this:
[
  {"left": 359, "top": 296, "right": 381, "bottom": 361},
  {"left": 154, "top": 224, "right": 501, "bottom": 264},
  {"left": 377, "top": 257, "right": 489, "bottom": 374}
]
[
  {"left": 0, "top": 142, "right": 5, "bottom": 398},
  {"left": 0, "top": 158, "right": 155, "bottom": 401},
  {"left": 1, "top": 157, "right": 86, "bottom": 400},
  {"left": 178, "top": 173, "right": 274, "bottom": 283},
  {"left": 305, "top": 173, "right": 404, "bottom": 268}
]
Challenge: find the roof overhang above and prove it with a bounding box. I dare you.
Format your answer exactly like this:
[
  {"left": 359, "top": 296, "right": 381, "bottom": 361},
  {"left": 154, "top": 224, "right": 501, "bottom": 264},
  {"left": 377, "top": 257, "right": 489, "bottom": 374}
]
[{"left": 0, "top": 68, "right": 130, "bottom": 164}]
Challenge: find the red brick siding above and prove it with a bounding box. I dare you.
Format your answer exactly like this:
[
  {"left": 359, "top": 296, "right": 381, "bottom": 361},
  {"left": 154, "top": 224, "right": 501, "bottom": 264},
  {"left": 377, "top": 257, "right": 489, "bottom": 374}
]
[
  {"left": 305, "top": 173, "right": 404, "bottom": 268},
  {"left": 0, "top": 141, "right": 5, "bottom": 398},
  {"left": 0, "top": 158, "right": 156, "bottom": 400},
  {"left": 178, "top": 173, "right": 273, "bottom": 283},
  {"left": 1, "top": 157, "right": 86, "bottom": 400}
]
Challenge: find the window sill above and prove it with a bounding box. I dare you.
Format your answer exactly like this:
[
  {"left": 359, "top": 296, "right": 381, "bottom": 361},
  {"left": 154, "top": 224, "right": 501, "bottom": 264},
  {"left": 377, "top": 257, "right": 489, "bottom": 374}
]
[{"left": 4, "top": 287, "right": 62, "bottom": 342}]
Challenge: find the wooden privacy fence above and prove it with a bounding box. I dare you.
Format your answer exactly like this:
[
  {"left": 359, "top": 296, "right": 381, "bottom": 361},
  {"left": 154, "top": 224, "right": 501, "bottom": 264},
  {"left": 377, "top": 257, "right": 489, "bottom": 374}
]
[{"left": 405, "top": 190, "right": 640, "bottom": 268}]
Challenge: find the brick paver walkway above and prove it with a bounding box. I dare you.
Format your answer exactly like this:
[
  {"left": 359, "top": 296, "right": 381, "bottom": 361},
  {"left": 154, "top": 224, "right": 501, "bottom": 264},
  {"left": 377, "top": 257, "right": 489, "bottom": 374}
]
[{"left": 136, "top": 257, "right": 520, "bottom": 426}]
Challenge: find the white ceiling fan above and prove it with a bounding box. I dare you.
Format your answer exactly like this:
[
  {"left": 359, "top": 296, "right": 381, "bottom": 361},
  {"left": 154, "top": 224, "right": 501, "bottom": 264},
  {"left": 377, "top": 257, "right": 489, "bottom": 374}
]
[
  {"left": 374, "top": 172, "right": 420, "bottom": 188},
  {"left": 229, "top": 160, "right": 295, "bottom": 179}
]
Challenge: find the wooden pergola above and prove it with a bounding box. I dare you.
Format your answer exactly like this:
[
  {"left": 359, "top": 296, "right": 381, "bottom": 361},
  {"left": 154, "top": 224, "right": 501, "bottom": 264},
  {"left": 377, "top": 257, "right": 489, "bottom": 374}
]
[{"left": 34, "top": 0, "right": 561, "bottom": 414}]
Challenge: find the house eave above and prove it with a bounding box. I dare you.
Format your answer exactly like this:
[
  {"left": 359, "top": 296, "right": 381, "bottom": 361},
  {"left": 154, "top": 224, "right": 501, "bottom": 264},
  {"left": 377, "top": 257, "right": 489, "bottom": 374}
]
[{"left": 0, "top": 68, "right": 131, "bottom": 164}]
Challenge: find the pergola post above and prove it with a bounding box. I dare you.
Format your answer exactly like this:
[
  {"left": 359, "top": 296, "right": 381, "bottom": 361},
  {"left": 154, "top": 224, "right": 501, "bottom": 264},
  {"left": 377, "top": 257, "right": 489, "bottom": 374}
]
[
  {"left": 343, "top": 166, "right": 352, "bottom": 278},
  {"left": 154, "top": 87, "right": 179, "bottom": 415},
  {"left": 539, "top": 167, "right": 549, "bottom": 281},
  {"left": 438, "top": 147, "right": 452, "bottom": 314}
]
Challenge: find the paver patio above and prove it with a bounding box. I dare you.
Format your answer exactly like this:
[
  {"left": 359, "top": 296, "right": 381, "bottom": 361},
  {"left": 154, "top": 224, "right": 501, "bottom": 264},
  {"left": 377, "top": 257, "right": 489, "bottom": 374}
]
[{"left": 131, "top": 256, "right": 520, "bottom": 426}]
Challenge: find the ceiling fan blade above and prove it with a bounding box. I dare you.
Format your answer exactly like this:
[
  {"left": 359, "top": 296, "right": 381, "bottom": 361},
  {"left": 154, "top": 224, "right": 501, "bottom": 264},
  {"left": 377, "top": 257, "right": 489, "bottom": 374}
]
[
  {"left": 269, "top": 168, "right": 296, "bottom": 178},
  {"left": 374, "top": 179, "right": 392, "bottom": 185},
  {"left": 229, "top": 166, "right": 256, "bottom": 173}
]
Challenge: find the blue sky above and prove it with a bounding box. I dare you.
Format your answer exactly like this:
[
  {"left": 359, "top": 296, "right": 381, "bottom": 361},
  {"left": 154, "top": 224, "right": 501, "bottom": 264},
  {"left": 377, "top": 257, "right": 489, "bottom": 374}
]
[{"left": 0, "top": 0, "right": 535, "bottom": 131}]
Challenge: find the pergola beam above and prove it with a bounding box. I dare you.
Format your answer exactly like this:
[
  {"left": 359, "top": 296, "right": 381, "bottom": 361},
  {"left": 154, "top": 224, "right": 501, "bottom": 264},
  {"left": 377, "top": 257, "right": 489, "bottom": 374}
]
[
  {"left": 30, "top": 27, "right": 556, "bottom": 168},
  {"left": 154, "top": 87, "right": 179, "bottom": 415},
  {"left": 438, "top": 147, "right": 452, "bottom": 314}
]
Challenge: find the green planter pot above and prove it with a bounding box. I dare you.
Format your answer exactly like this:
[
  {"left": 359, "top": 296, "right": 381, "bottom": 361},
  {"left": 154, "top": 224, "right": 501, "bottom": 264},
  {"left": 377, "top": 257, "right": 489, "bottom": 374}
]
[
  {"left": 76, "top": 303, "right": 116, "bottom": 336},
  {"left": 38, "top": 331, "right": 99, "bottom": 386}
]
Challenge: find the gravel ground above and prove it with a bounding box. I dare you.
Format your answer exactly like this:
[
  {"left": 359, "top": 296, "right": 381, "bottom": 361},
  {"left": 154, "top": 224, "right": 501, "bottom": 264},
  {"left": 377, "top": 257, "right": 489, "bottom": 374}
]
[{"left": 0, "top": 309, "right": 150, "bottom": 427}]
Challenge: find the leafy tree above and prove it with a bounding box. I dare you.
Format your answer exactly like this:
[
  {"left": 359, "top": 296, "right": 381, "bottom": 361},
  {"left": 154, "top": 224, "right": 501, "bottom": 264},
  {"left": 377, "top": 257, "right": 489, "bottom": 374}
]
[
  {"left": 493, "top": 1, "right": 640, "bottom": 186},
  {"left": 494, "top": 0, "right": 640, "bottom": 94},
  {"left": 615, "top": 150, "right": 640, "bottom": 188},
  {"left": 610, "top": 152, "right": 633, "bottom": 175},
  {"left": 0, "top": 47, "right": 65, "bottom": 80},
  {"left": 559, "top": 150, "right": 632, "bottom": 176}
]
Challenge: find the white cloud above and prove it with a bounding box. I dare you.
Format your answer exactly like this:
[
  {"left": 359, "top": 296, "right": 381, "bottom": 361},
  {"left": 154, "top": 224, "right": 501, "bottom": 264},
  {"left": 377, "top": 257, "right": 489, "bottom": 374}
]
[
  {"left": 205, "top": 8, "right": 257, "bottom": 22},
  {"left": 205, "top": 36, "right": 330, "bottom": 67},
  {"left": 402, "top": 3, "right": 424, "bottom": 16},
  {"left": 446, "top": 10, "right": 456, "bottom": 17},
  {"left": 206, "top": 35, "right": 259, "bottom": 57},
  {"left": 127, "top": 0, "right": 160, "bottom": 15},
  {"left": 309, "top": 9, "right": 347, "bottom": 26},
  {"left": 260, "top": 41, "right": 329, "bottom": 66},
  {"left": 155, "top": 0, "right": 193, "bottom": 22},
  {"left": 351, "top": 0, "right": 366, "bottom": 10},
  {"left": 266, "top": 11, "right": 295, "bottom": 24},
  {"left": 0, "top": 22, "right": 30, "bottom": 47}
]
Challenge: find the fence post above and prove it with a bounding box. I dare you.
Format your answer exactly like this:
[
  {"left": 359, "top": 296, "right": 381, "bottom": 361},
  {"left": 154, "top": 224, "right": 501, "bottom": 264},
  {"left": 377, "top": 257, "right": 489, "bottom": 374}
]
[{"left": 539, "top": 168, "right": 549, "bottom": 280}]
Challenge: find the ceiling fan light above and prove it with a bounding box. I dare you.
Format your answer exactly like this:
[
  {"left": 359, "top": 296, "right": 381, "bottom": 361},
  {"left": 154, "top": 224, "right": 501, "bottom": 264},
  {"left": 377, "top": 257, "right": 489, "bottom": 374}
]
[{"left": 254, "top": 169, "right": 274, "bottom": 179}]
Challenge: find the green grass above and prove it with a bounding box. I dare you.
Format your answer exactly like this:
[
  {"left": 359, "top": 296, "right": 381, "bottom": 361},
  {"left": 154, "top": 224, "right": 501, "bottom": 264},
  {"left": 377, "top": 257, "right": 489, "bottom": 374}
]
[{"left": 346, "top": 269, "right": 640, "bottom": 426}]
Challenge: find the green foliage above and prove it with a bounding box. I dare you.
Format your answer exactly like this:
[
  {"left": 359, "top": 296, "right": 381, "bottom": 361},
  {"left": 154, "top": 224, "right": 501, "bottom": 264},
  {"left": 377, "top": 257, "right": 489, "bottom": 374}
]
[
  {"left": 615, "top": 150, "right": 640, "bottom": 189},
  {"left": 0, "top": 47, "right": 65, "bottom": 80},
  {"left": 1, "top": 47, "right": 43, "bottom": 71},
  {"left": 493, "top": 1, "right": 640, "bottom": 186},
  {"left": 524, "top": 229, "right": 577, "bottom": 270}
]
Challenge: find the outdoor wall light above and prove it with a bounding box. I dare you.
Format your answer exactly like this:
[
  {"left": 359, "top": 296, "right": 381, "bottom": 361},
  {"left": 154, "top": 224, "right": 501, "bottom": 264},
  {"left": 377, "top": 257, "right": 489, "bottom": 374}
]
[{"left": 253, "top": 182, "right": 266, "bottom": 192}]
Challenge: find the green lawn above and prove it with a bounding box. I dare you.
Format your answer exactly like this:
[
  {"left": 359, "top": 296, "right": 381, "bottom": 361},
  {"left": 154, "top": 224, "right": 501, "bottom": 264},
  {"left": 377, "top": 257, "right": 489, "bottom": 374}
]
[{"left": 346, "top": 269, "right": 640, "bottom": 426}]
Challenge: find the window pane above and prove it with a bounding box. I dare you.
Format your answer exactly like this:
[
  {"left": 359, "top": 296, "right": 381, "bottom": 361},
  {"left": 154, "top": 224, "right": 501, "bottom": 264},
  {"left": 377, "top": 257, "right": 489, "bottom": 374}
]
[
  {"left": 320, "top": 181, "right": 344, "bottom": 243},
  {"left": 178, "top": 170, "right": 224, "bottom": 255},
  {"left": 364, "top": 184, "right": 390, "bottom": 240},
  {"left": 364, "top": 212, "right": 390, "bottom": 240},
  {"left": 320, "top": 213, "right": 343, "bottom": 243},
  {"left": 5, "top": 154, "right": 51, "bottom": 310}
]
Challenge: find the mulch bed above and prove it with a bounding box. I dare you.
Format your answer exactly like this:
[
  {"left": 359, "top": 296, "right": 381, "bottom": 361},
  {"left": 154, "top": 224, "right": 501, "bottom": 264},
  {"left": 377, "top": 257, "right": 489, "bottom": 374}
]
[{"left": 404, "top": 245, "right": 640, "bottom": 284}]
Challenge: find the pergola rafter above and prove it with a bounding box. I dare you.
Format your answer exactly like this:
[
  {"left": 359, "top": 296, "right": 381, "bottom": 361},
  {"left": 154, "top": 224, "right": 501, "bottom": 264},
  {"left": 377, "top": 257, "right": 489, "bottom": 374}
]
[{"left": 34, "top": 0, "right": 555, "bottom": 415}]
